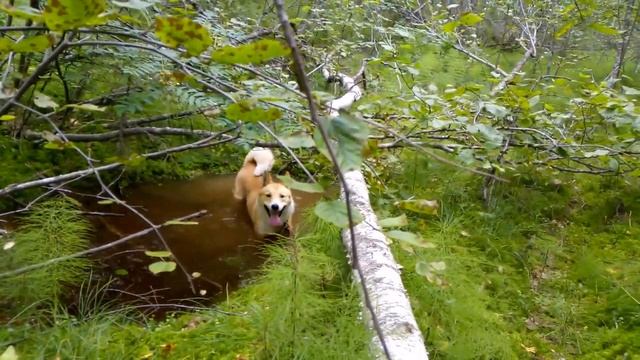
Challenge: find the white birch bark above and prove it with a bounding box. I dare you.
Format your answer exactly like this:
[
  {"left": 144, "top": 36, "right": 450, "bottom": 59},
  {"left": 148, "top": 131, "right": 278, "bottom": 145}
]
[{"left": 323, "top": 66, "right": 429, "bottom": 360}]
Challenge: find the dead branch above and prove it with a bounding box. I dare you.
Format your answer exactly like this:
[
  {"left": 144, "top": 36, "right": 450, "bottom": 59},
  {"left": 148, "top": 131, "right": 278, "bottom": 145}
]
[
  {"left": 107, "top": 107, "right": 218, "bottom": 129},
  {"left": 490, "top": 48, "right": 534, "bottom": 96},
  {"left": 23, "top": 126, "right": 225, "bottom": 142},
  {"left": 0, "top": 128, "right": 238, "bottom": 197},
  {"left": 0, "top": 210, "right": 207, "bottom": 278}
]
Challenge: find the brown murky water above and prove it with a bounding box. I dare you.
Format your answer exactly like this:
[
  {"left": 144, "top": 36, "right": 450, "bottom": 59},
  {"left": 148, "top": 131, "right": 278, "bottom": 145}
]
[{"left": 85, "top": 174, "right": 322, "bottom": 314}]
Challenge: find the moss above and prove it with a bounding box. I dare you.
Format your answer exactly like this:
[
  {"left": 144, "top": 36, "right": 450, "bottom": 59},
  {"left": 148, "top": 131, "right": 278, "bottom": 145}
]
[{"left": 373, "top": 155, "right": 640, "bottom": 359}]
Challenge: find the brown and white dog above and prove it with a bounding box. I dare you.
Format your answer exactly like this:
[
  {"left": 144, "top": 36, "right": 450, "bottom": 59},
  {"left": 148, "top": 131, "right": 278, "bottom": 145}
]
[{"left": 233, "top": 148, "right": 295, "bottom": 238}]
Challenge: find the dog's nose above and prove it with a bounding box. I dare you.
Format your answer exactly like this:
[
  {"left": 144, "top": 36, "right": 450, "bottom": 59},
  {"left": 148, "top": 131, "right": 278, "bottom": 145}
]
[{"left": 270, "top": 204, "right": 279, "bottom": 211}]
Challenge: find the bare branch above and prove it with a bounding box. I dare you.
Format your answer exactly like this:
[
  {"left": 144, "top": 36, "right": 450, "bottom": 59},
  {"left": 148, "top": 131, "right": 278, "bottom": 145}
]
[
  {"left": 106, "top": 108, "right": 218, "bottom": 129},
  {"left": 23, "top": 126, "right": 227, "bottom": 142},
  {"left": 0, "top": 128, "right": 238, "bottom": 197},
  {"left": 0, "top": 35, "right": 70, "bottom": 115}
]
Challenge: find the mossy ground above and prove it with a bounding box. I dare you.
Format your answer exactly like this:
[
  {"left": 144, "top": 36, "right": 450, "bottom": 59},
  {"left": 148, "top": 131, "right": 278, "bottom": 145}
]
[{"left": 2, "top": 153, "right": 638, "bottom": 359}]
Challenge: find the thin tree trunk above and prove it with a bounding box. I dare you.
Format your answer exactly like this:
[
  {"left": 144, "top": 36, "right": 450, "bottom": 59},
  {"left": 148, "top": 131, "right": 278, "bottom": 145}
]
[{"left": 607, "top": 0, "right": 639, "bottom": 87}]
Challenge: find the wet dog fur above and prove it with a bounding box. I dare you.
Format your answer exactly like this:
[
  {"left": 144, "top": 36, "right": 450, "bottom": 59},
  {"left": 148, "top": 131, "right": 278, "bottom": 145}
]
[{"left": 233, "top": 148, "right": 295, "bottom": 238}]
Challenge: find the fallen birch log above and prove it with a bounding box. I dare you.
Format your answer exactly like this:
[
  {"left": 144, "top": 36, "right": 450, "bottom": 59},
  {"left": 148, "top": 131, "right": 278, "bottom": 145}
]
[{"left": 324, "top": 66, "right": 430, "bottom": 360}]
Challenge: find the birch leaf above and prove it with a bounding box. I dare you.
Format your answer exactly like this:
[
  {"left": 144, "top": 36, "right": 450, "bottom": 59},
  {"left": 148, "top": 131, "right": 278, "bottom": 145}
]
[
  {"left": 278, "top": 175, "right": 324, "bottom": 193},
  {"left": 212, "top": 39, "right": 290, "bottom": 65},
  {"left": 148, "top": 261, "right": 176, "bottom": 274},
  {"left": 155, "top": 16, "right": 213, "bottom": 57},
  {"left": 314, "top": 200, "right": 363, "bottom": 228},
  {"left": 43, "top": 0, "right": 108, "bottom": 31}
]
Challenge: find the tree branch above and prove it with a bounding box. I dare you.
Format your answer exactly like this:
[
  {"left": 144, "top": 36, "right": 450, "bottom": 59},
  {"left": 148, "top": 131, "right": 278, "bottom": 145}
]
[
  {"left": 0, "top": 128, "right": 238, "bottom": 197},
  {"left": 23, "top": 126, "right": 228, "bottom": 142}
]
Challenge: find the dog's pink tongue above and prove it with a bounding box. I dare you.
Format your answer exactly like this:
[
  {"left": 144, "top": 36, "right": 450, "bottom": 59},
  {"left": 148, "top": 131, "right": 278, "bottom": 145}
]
[{"left": 269, "top": 214, "right": 282, "bottom": 227}]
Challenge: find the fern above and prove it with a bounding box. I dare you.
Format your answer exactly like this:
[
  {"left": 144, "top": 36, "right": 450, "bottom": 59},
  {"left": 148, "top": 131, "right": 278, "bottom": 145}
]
[
  {"left": 169, "top": 85, "right": 224, "bottom": 108},
  {"left": 0, "top": 198, "right": 91, "bottom": 311}
]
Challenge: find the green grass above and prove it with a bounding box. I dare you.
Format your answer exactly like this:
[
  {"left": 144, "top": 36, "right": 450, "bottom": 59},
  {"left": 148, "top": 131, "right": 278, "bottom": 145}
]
[
  {"left": 0, "top": 198, "right": 91, "bottom": 312},
  {"left": 1, "top": 215, "right": 371, "bottom": 359},
  {"left": 371, "top": 155, "right": 640, "bottom": 359}
]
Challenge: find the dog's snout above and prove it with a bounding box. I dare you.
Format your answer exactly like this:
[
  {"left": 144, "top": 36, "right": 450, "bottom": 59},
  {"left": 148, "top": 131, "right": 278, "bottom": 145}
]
[{"left": 270, "top": 204, "right": 279, "bottom": 211}]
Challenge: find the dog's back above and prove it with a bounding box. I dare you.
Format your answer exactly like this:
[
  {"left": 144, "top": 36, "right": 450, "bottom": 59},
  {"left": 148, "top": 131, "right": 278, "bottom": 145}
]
[{"left": 233, "top": 148, "right": 274, "bottom": 200}]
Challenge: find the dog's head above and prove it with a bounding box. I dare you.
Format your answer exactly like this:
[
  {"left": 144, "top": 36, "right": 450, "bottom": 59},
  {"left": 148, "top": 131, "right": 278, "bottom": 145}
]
[{"left": 259, "top": 182, "right": 294, "bottom": 227}]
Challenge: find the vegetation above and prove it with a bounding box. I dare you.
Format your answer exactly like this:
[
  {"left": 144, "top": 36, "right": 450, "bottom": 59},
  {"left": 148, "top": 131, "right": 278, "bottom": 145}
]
[{"left": 0, "top": 0, "right": 639, "bottom": 359}]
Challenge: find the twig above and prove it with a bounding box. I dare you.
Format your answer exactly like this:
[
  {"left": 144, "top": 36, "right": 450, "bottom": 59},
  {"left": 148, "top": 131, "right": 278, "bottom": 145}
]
[
  {"left": 23, "top": 126, "right": 228, "bottom": 142},
  {"left": 363, "top": 117, "right": 507, "bottom": 181},
  {"left": 107, "top": 107, "right": 217, "bottom": 129},
  {"left": 257, "top": 121, "right": 317, "bottom": 183},
  {"left": 13, "top": 101, "right": 204, "bottom": 293},
  {"left": 0, "top": 35, "right": 70, "bottom": 115},
  {"left": 0, "top": 210, "right": 207, "bottom": 278},
  {"left": 0, "top": 127, "right": 238, "bottom": 197}
]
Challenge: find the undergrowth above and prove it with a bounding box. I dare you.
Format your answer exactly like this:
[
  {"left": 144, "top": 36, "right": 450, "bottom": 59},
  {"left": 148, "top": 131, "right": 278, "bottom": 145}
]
[
  {"left": 0, "top": 198, "right": 91, "bottom": 313},
  {"left": 1, "top": 216, "right": 371, "bottom": 359},
  {"left": 372, "top": 155, "right": 640, "bottom": 359}
]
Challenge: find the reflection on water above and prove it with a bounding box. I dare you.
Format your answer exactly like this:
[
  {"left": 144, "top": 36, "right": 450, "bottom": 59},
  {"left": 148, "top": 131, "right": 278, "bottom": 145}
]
[{"left": 86, "top": 174, "right": 322, "bottom": 314}]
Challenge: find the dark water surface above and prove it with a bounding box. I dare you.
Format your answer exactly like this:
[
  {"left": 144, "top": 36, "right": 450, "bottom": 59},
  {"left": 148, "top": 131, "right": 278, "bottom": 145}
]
[{"left": 86, "top": 174, "right": 322, "bottom": 314}]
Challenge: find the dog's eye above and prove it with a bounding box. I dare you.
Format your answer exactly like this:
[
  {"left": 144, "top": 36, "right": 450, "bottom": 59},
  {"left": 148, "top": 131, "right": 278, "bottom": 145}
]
[
  {"left": 280, "top": 194, "right": 285, "bottom": 199},
  {"left": 265, "top": 193, "right": 271, "bottom": 198}
]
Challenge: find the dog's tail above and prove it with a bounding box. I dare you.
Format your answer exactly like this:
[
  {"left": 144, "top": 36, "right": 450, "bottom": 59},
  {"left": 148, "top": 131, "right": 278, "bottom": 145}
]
[{"left": 244, "top": 147, "right": 274, "bottom": 176}]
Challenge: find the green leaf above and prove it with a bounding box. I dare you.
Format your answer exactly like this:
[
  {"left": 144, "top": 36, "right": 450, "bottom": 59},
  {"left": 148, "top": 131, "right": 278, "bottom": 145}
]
[
  {"left": 225, "top": 101, "right": 282, "bottom": 122},
  {"left": 429, "top": 261, "right": 447, "bottom": 271},
  {"left": 43, "top": 0, "right": 108, "bottom": 31},
  {"left": 278, "top": 175, "right": 324, "bottom": 193},
  {"left": 395, "top": 199, "right": 439, "bottom": 215},
  {"left": 315, "top": 114, "right": 369, "bottom": 171},
  {"left": 588, "top": 23, "right": 619, "bottom": 36},
  {"left": 114, "top": 268, "right": 128, "bottom": 276},
  {"left": 97, "top": 199, "right": 116, "bottom": 205},
  {"left": 112, "top": 0, "right": 155, "bottom": 9},
  {"left": 33, "top": 91, "right": 59, "bottom": 109},
  {"left": 164, "top": 220, "right": 199, "bottom": 226},
  {"left": 64, "top": 103, "right": 106, "bottom": 112},
  {"left": 385, "top": 230, "right": 433, "bottom": 248},
  {"left": 459, "top": 12, "right": 483, "bottom": 26},
  {"left": 0, "top": 115, "right": 15, "bottom": 121},
  {"left": 622, "top": 86, "right": 640, "bottom": 95},
  {"left": 467, "top": 123, "right": 503, "bottom": 147},
  {"left": 314, "top": 199, "right": 363, "bottom": 228},
  {"left": 155, "top": 16, "right": 213, "bottom": 57},
  {"left": 458, "top": 148, "right": 475, "bottom": 165},
  {"left": 583, "top": 149, "right": 609, "bottom": 157},
  {"left": 211, "top": 39, "right": 291, "bottom": 65},
  {"left": 10, "top": 35, "right": 54, "bottom": 53},
  {"left": 608, "top": 158, "right": 619, "bottom": 172},
  {"left": 280, "top": 134, "right": 315, "bottom": 148},
  {"left": 442, "top": 20, "right": 459, "bottom": 33},
  {"left": 555, "top": 20, "right": 577, "bottom": 39},
  {"left": 484, "top": 103, "right": 509, "bottom": 118},
  {"left": 144, "top": 250, "right": 172, "bottom": 258},
  {"left": 148, "top": 261, "right": 176, "bottom": 274},
  {"left": 43, "top": 141, "right": 67, "bottom": 150},
  {"left": 0, "top": 4, "right": 43, "bottom": 22},
  {"left": 378, "top": 214, "right": 408, "bottom": 228},
  {"left": 415, "top": 261, "right": 431, "bottom": 277},
  {"left": 0, "top": 345, "right": 17, "bottom": 360}
]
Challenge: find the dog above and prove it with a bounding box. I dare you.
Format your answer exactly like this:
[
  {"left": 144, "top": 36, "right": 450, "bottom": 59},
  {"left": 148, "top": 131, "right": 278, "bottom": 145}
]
[{"left": 233, "top": 147, "right": 295, "bottom": 238}]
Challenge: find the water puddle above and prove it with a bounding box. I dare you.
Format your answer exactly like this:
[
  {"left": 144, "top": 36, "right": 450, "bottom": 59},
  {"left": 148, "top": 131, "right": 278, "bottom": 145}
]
[{"left": 84, "top": 174, "right": 323, "bottom": 315}]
